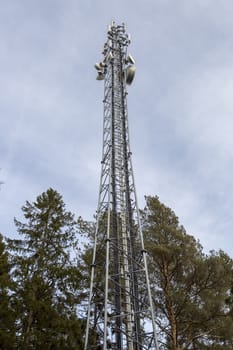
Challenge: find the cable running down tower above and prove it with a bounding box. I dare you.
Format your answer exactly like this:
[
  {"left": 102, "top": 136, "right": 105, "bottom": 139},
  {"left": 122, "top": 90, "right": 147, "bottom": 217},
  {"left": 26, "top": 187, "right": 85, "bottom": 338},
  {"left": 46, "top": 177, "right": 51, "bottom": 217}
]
[{"left": 84, "top": 22, "right": 159, "bottom": 350}]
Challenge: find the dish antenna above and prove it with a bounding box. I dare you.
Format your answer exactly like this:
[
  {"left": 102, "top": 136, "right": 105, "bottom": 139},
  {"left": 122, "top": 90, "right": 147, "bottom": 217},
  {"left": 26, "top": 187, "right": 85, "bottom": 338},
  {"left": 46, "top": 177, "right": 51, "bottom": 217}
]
[
  {"left": 125, "top": 65, "right": 136, "bottom": 85},
  {"left": 94, "top": 63, "right": 102, "bottom": 70},
  {"left": 96, "top": 71, "right": 105, "bottom": 80}
]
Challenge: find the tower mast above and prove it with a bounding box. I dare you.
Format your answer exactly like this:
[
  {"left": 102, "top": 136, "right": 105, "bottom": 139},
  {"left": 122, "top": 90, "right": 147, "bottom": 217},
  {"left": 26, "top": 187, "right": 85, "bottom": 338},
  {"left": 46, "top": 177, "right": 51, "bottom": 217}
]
[{"left": 84, "top": 22, "right": 159, "bottom": 350}]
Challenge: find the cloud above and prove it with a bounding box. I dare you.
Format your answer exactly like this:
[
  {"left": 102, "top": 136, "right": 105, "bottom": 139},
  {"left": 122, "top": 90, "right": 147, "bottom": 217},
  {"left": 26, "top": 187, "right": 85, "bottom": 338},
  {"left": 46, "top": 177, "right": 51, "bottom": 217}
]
[
  {"left": 1, "top": 0, "right": 233, "bottom": 257},
  {"left": 131, "top": 31, "right": 233, "bottom": 254}
]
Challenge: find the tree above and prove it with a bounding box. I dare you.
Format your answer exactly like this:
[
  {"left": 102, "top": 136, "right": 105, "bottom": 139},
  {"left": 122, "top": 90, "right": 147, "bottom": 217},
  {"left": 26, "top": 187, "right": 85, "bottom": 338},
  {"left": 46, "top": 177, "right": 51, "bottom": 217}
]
[
  {"left": 7, "top": 188, "right": 84, "bottom": 349},
  {"left": 0, "top": 233, "right": 16, "bottom": 349},
  {"left": 142, "top": 196, "right": 233, "bottom": 349}
]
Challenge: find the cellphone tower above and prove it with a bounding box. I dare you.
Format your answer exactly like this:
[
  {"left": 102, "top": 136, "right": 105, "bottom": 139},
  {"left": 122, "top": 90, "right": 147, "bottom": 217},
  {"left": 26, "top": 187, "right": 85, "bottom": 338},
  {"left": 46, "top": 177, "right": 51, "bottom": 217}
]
[{"left": 84, "top": 22, "right": 159, "bottom": 350}]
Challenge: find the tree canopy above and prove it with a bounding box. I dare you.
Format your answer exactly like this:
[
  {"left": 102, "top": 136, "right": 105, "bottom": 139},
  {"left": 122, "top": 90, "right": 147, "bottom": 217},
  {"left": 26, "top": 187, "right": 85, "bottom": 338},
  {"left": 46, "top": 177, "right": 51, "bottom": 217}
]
[
  {"left": 142, "top": 195, "right": 233, "bottom": 349},
  {"left": 6, "top": 188, "right": 84, "bottom": 350},
  {"left": 0, "top": 233, "right": 16, "bottom": 349},
  {"left": 0, "top": 190, "right": 233, "bottom": 349}
]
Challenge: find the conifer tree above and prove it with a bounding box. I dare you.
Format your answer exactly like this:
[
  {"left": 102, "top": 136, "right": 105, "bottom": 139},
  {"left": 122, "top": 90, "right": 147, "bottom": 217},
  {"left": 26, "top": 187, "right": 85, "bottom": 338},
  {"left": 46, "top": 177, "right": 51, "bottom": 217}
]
[
  {"left": 142, "top": 196, "right": 233, "bottom": 349},
  {"left": 0, "top": 233, "right": 16, "bottom": 349},
  {"left": 7, "top": 188, "right": 84, "bottom": 350}
]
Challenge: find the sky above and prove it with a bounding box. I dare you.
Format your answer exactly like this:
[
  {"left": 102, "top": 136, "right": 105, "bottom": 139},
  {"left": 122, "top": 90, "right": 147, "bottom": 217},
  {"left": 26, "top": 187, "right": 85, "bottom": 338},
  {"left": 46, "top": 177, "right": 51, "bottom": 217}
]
[{"left": 1, "top": 0, "right": 233, "bottom": 256}]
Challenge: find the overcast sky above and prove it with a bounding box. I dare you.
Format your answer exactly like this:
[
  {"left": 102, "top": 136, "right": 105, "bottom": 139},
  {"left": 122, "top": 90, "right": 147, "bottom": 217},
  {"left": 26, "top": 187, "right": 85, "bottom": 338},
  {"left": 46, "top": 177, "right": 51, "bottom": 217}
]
[{"left": 1, "top": 0, "right": 233, "bottom": 256}]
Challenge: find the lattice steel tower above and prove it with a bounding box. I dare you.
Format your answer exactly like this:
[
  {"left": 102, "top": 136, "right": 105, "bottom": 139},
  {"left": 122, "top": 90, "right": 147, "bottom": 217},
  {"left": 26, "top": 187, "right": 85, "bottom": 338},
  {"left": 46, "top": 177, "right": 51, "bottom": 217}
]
[{"left": 84, "top": 22, "right": 159, "bottom": 350}]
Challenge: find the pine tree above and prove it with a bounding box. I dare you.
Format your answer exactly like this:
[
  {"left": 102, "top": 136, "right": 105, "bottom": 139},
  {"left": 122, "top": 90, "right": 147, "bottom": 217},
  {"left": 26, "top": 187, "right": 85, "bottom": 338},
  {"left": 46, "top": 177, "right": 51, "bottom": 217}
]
[
  {"left": 0, "top": 233, "right": 16, "bottom": 349},
  {"left": 7, "top": 188, "right": 84, "bottom": 349},
  {"left": 142, "top": 196, "right": 233, "bottom": 349}
]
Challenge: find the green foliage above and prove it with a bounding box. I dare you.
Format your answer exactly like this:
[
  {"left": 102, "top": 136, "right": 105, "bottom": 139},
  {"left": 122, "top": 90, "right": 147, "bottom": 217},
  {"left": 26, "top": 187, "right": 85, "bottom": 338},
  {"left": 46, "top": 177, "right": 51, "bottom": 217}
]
[
  {"left": 7, "top": 188, "right": 84, "bottom": 350},
  {"left": 0, "top": 233, "right": 16, "bottom": 349},
  {"left": 2, "top": 189, "right": 233, "bottom": 349},
  {"left": 142, "top": 196, "right": 233, "bottom": 350}
]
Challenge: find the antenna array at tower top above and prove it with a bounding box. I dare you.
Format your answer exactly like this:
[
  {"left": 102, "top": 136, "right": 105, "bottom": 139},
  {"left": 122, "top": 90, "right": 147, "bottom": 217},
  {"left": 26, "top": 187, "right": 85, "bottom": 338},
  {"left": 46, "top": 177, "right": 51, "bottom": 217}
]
[{"left": 94, "top": 22, "right": 136, "bottom": 85}]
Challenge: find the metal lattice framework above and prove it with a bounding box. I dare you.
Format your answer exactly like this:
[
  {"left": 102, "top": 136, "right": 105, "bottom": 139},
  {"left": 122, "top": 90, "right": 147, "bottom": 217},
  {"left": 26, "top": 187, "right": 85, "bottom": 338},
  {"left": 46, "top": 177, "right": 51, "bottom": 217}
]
[{"left": 84, "top": 22, "right": 159, "bottom": 350}]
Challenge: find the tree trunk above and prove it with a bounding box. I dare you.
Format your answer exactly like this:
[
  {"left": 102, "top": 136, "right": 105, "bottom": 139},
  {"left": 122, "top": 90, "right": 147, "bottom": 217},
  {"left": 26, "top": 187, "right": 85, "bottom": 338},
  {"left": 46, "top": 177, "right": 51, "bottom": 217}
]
[
  {"left": 22, "top": 308, "right": 33, "bottom": 350},
  {"left": 162, "top": 260, "right": 179, "bottom": 350}
]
